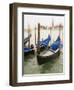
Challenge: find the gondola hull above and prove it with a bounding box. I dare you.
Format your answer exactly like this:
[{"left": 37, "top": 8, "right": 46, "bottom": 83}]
[
  {"left": 37, "top": 49, "right": 60, "bottom": 65},
  {"left": 24, "top": 49, "right": 35, "bottom": 56}
]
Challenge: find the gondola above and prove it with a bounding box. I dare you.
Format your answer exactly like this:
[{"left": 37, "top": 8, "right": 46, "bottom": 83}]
[
  {"left": 37, "top": 36, "right": 60, "bottom": 65},
  {"left": 24, "top": 47, "right": 35, "bottom": 56},
  {"left": 24, "top": 35, "right": 51, "bottom": 56},
  {"left": 24, "top": 34, "right": 31, "bottom": 44},
  {"left": 24, "top": 34, "right": 35, "bottom": 56}
]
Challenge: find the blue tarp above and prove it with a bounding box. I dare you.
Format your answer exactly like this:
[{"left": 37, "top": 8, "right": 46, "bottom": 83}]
[
  {"left": 50, "top": 36, "right": 60, "bottom": 51},
  {"left": 38, "top": 35, "right": 51, "bottom": 47},
  {"left": 24, "top": 36, "right": 61, "bottom": 53},
  {"left": 24, "top": 35, "right": 51, "bottom": 53},
  {"left": 24, "top": 48, "right": 33, "bottom": 53}
]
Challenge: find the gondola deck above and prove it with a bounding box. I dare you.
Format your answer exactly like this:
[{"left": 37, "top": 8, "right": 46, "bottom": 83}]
[{"left": 37, "top": 49, "right": 60, "bottom": 65}]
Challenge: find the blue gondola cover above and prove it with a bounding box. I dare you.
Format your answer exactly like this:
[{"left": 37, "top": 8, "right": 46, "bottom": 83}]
[
  {"left": 50, "top": 36, "right": 60, "bottom": 50},
  {"left": 38, "top": 35, "right": 51, "bottom": 47},
  {"left": 24, "top": 48, "right": 33, "bottom": 53}
]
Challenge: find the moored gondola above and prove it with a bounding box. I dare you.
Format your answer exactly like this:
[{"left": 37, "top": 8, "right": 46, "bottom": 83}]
[
  {"left": 37, "top": 36, "right": 61, "bottom": 65},
  {"left": 24, "top": 43, "right": 35, "bottom": 56},
  {"left": 24, "top": 35, "right": 51, "bottom": 56},
  {"left": 24, "top": 34, "right": 35, "bottom": 56}
]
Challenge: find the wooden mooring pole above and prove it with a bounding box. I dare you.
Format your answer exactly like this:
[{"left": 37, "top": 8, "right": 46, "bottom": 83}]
[
  {"left": 28, "top": 25, "right": 30, "bottom": 48},
  {"left": 37, "top": 23, "right": 40, "bottom": 54},
  {"left": 35, "top": 26, "right": 36, "bottom": 45}
]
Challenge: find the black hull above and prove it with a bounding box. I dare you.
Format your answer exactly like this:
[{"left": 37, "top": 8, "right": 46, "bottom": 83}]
[
  {"left": 40, "top": 46, "right": 46, "bottom": 52},
  {"left": 37, "top": 49, "right": 60, "bottom": 65},
  {"left": 24, "top": 50, "right": 35, "bottom": 56}
]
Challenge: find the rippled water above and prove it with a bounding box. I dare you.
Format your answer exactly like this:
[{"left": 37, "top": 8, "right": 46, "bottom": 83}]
[{"left": 24, "top": 50, "right": 63, "bottom": 74}]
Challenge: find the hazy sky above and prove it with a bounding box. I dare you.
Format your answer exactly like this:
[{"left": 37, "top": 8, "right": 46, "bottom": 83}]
[
  {"left": 24, "top": 14, "right": 64, "bottom": 45},
  {"left": 24, "top": 14, "right": 64, "bottom": 29}
]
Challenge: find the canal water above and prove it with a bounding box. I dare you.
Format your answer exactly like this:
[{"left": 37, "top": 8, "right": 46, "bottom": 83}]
[{"left": 24, "top": 50, "right": 63, "bottom": 74}]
